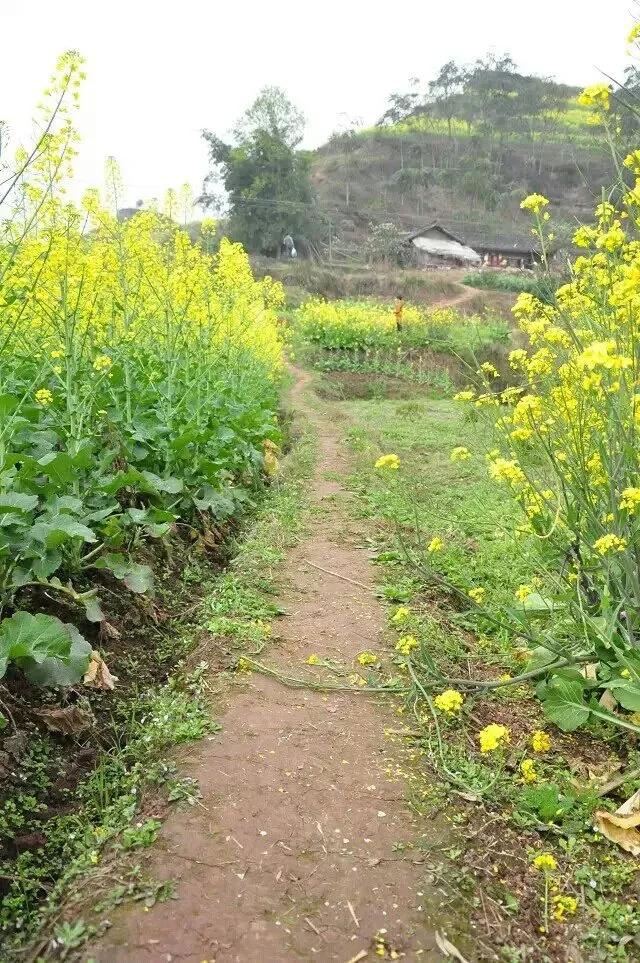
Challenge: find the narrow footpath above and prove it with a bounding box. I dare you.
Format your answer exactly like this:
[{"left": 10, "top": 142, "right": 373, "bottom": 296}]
[{"left": 92, "top": 370, "right": 444, "bottom": 962}]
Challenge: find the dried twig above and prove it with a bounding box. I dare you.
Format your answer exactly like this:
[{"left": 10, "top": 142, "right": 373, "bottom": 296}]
[
  {"left": 302, "top": 560, "right": 369, "bottom": 591},
  {"left": 345, "top": 951, "right": 368, "bottom": 963},
  {"left": 346, "top": 900, "right": 360, "bottom": 927}
]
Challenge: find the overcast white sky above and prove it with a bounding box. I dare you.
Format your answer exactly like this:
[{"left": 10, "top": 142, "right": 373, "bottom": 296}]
[{"left": 0, "top": 1, "right": 634, "bottom": 208}]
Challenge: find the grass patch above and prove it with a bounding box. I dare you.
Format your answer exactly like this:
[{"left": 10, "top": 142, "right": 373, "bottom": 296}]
[
  {"left": 462, "top": 270, "right": 565, "bottom": 303},
  {"left": 337, "top": 393, "right": 640, "bottom": 962}
]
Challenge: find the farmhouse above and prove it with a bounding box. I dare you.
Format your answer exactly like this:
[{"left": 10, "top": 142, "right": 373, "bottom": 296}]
[
  {"left": 467, "top": 234, "right": 547, "bottom": 269},
  {"left": 404, "top": 223, "right": 481, "bottom": 268}
]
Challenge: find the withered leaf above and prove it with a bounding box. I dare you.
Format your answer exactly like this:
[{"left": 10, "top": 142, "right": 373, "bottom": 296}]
[
  {"left": 83, "top": 650, "right": 117, "bottom": 690},
  {"left": 36, "top": 705, "right": 95, "bottom": 735}
]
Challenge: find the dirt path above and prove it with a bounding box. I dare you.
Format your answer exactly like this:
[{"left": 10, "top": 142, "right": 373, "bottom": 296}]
[{"left": 91, "top": 370, "right": 444, "bottom": 963}]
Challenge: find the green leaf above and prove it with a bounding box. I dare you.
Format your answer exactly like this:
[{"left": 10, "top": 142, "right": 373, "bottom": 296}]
[
  {"left": 123, "top": 564, "right": 154, "bottom": 594},
  {"left": 103, "top": 468, "right": 159, "bottom": 496},
  {"left": 127, "top": 508, "right": 149, "bottom": 524},
  {"left": 0, "top": 394, "right": 20, "bottom": 418},
  {"left": 30, "top": 514, "right": 97, "bottom": 546},
  {"left": 31, "top": 550, "right": 63, "bottom": 580},
  {"left": 607, "top": 680, "right": 640, "bottom": 711},
  {"left": 20, "top": 623, "right": 92, "bottom": 686},
  {"left": 542, "top": 676, "right": 590, "bottom": 731},
  {"left": 0, "top": 612, "right": 90, "bottom": 685},
  {"left": 83, "top": 595, "right": 105, "bottom": 624},
  {"left": 0, "top": 492, "right": 39, "bottom": 513},
  {"left": 94, "top": 553, "right": 154, "bottom": 594},
  {"left": 142, "top": 471, "right": 183, "bottom": 494},
  {"left": 51, "top": 495, "right": 84, "bottom": 513},
  {"left": 521, "top": 592, "right": 560, "bottom": 614},
  {"left": 37, "top": 452, "right": 75, "bottom": 485}
]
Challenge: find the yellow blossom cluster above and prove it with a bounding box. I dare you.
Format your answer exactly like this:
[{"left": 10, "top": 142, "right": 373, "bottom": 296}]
[
  {"left": 395, "top": 634, "right": 419, "bottom": 655},
  {"left": 531, "top": 852, "right": 558, "bottom": 872},
  {"left": 375, "top": 453, "right": 400, "bottom": 470},
  {"left": 454, "top": 178, "right": 640, "bottom": 622},
  {"left": 478, "top": 723, "right": 510, "bottom": 753},
  {"left": 434, "top": 689, "right": 464, "bottom": 715}
]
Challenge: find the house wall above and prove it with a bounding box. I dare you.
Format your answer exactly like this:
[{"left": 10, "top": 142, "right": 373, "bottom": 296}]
[{"left": 412, "top": 249, "right": 460, "bottom": 268}]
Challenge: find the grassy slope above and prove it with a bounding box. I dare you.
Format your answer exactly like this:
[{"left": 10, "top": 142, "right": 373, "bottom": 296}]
[
  {"left": 335, "top": 391, "right": 640, "bottom": 963},
  {"left": 311, "top": 110, "right": 611, "bottom": 249}
]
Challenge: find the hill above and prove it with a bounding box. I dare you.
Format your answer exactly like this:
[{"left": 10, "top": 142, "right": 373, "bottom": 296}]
[{"left": 308, "top": 61, "right": 622, "bottom": 257}]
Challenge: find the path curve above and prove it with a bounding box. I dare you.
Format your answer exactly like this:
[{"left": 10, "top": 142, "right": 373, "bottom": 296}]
[{"left": 90, "top": 369, "right": 442, "bottom": 963}]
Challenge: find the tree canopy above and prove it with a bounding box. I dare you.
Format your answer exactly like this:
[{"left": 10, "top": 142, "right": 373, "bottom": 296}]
[{"left": 201, "top": 86, "right": 319, "bottom": 255}]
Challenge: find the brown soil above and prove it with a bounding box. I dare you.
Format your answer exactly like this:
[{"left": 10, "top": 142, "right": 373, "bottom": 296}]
[{"left": 89, "top": 368, "right": 447, "bottom": 963}]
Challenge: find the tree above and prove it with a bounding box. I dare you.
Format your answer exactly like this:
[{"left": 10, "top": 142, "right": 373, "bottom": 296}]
[
  {"left": 330, "top": 114, "right": 363, "bottom": 208},
  {"left": 378, "top": 78, "right": 421, "bottom": 126},
  {"left": 364, "top": 222, "right": 404, "bottom": 264},
  {"left": 428, "top": 61, "right": 465, "bottom": 137},
  {"left": 201, "top": 87, "right": 318, "bottom": 255}
]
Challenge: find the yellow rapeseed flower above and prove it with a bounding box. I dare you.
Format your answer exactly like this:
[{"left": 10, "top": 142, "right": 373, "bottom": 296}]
[
  {"left": 306, "top": 654, "right": 320, "bottom": 665},
  {"left": 390, "top": 606, "right": 410, "bottom": 626},
  {"left": 478, "top": 723, "right": 510, "bottom": 753},
  {"left": 520, "top": 758, "right": 538, "bottom": 783},
  {"left": 578, "top": 83, "right": 611, "bottom": 111},
  {"left": 516, "top": 584, "right": 534, "bottom": 602},
  {"left": 427, "top": 536, "right": 444, "bottom": 553},
  {"left": 593, "top": 533, "right": 627, "bottom": 555},
  {"left": 531, "top": 852, "right": 558, "bottom": 872},
  {"left": 450, "top": 446, "right": 471, "bottom": 462},
  {"left": 520, "top": 193, "right": 550, "bottom": 214},
  {"left": 620, "top": 487, "right": 640, "bottom": 513},
  {"left": 531, "top": 730, "right": 552, "bottom": 753},
  {"left": 357, "top": 651, "right": 378, "bottom": 667},
  {"left": 92, "top": 354, "right": 113, "bottom": 372},
  {"left": 468, "top": 587, "right": 486, "bottom": 603},
  {"left": 434, "top": 689, "right": 464, "bottom": 715},
  {"left": 35, "top": 388, "right": 53, "bottom": 406},
  {"left": 453, "top": 390, "right": 475, "bottom": 402},
  {"left": 552, "top": 894, "right": 578, "bottom": 921},
  {"left": 395, "top": 634, "right": 419, "bottom": 655},
  {"left": 375, "top": 453, "right": 400, "bottom": 470}
]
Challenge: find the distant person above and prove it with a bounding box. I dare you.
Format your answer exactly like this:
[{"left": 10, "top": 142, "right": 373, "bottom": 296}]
[
  {"left": 291, "top": 246, "right": 298, "bottom": 259},
  {"left": 394, "top": 294, "right": 404, "bottom": 332},
  {"left": 282, "top": 234, "right": 294, "bottom": 258}
]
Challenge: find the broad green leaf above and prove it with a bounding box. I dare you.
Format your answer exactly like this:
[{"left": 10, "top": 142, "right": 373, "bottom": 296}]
[
  {"left": 0, "top": 612, "right": 90, "bottom": 685},
  {"left": 0, "top": 492, "right": 39, "bottom": 513},
  {"left": 94, "top": 553, "right": 154, "bottom": 594},
  {"left": 20, "top": 623, "right": 92, "bottom": 686},
  {"left": 31, "top": 550, "right": 63, "bottom": 580},
  {"left": 142, "top": 471, "right": 183, "bottom": 494},
  {"left": 30, "top": 514, "right": 97, "bottom": 545},
  {"left": 0, "top": 394, "right": 19, "bottom": 418},
  {"left": 94, "top": 552, "right": 128, "bottom": 579},
  {"left": 145, "top": 522, "right": 172, "bottom": 538},
  {"left": 521, "top": 592, "right": 560, "bottom": 614},
  {"left": 123, "top": 564, "right": 154, "bottom": 594},
  {"left": 37, "top": 452, "right": 75, "bottom": 485},
  {"left": 51, "top": 495, "right": 84, "bottom": 513},
  {"left": 127, "top": 507, "right": 149, "bottom": 524},
  {"left": 83, "top": 595, "right": 105, "bottom": 624},
  {"left": 607, "top": 680, "right": 640, "bottom": 711},
  {"left": 542, "top": 676, "right": 590, "bottom": 731},
  {"left": 103, "top": 468, "right": 159, "bottom": 495}
]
